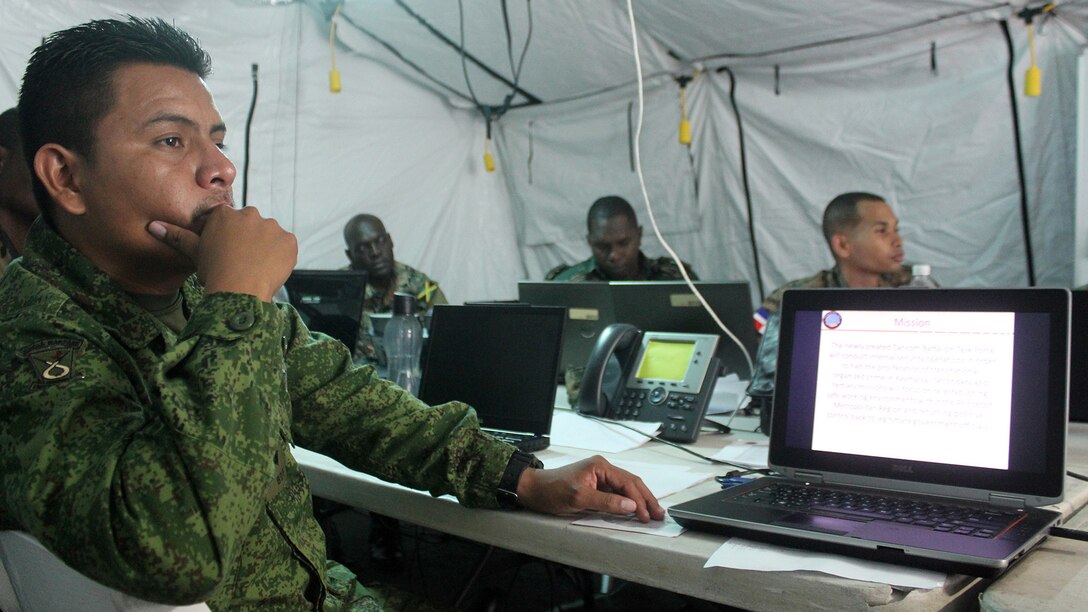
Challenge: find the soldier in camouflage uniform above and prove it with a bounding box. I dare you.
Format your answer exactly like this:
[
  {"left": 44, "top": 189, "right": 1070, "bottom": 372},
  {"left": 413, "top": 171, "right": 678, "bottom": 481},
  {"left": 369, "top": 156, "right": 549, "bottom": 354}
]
[
  {"left": 342, "top": 214, "right": 447, "bottom": 367},
  {"left": 753, "top": 192, "right": 913, "bottom": 334},
  {"left": 0, "top": 107, "right": 38, "bottom": 277},
  {"left": 0, "top": 17, "right": 663, "bottom": 611},
  {"left": 746, "top": 193, "right": 918, "bottom": 421},
  {"left": 545, "top": 196, "right": 698, "bottom": 282}
]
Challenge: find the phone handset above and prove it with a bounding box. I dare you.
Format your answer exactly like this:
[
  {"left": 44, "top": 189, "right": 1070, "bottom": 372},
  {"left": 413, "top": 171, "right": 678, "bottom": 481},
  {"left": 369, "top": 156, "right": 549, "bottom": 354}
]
[
  {"left": 576, "top": 323, "right": 721, "bottom": 443},
  {"left": 577, "top": 323, "right": 642, "bottom": 417}
]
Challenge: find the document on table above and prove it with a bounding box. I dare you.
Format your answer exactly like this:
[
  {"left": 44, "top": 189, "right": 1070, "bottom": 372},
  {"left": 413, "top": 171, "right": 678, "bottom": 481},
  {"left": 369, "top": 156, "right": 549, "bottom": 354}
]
[
  {"left": 549, "top": 409, "right": 660, "bottom": 453},
  {"left": 573, "top": 507, "right": 686, "bottom": 537},
  {"left": 711, "top": 439, "right": 769, "bottom": 469},
  {"left": 706, "top": 373, "right": 749, "bottom": 415},
  {"left": 705, "top": 538, "right": 946, "bottom": 589}
]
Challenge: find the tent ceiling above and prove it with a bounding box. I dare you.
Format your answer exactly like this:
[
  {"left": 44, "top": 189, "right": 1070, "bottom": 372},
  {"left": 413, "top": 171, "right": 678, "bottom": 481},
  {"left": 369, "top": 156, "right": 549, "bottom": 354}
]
[{"left": 314, "top": 0, "right": 1070, "bottom": 110}]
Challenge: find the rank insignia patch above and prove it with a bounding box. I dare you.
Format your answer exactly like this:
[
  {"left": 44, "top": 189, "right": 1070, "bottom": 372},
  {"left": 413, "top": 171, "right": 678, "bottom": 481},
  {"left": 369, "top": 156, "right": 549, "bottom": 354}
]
[{"left": 22, "top": 339, "right": 83, "bottom": 383}]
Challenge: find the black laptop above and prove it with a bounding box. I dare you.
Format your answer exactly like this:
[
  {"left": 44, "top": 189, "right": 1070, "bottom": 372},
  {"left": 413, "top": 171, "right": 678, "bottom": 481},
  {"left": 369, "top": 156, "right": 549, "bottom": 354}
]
[
  {"left": 418, "top": 304, "right": 565, "bottom": 452},
  {"left": 517, "top": 281, "right": 615, "bottom": 381},
  {"left": 670, "top": 288, "right": 1069, "bottom": 577},
  {"left": 609, "top": 281, "right": 758, "bottom": 379},
  {"left": 1068, "top": 290, "right": 1088, "bottom": 422},
  {"left": 283, "top": 270, "right": 368, "bottom": 350}
]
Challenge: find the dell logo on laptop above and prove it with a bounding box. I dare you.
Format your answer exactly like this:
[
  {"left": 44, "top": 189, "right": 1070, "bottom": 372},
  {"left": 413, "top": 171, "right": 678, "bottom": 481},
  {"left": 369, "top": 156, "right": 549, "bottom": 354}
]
[{"left": 891, "top": 464, "right": 914, "bottom": 474}]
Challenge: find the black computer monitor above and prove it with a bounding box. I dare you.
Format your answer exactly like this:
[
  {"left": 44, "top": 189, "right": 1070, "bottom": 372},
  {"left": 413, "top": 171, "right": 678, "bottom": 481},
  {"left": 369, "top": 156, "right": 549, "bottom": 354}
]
[
  {"left": 608, "top": 281, "right": 758, "bottom": 379},
  {"left": 517, "top": 281, "right": 615, "bottom": 380},
  {"left": 283, "top": 270, "right": 368, "bottom": 351},
  {"left": 1070, "top": 290, "right": 1088, "bottom": 422}
]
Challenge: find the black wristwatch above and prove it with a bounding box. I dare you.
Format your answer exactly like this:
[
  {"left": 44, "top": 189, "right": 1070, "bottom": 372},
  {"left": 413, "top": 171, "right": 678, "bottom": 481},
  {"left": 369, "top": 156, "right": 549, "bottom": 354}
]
[{"left": 496, "top": 450, "right": 544, "bottom": 509}]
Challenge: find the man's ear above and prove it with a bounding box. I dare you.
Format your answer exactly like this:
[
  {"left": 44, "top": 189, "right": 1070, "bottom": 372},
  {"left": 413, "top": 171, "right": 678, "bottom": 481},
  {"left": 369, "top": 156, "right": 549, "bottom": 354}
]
[
  {"left": 829, "top": 232, "right": 851, "bottom": 261},
  {"left": 0, "top": 144, "right": 9, "bottom": 174},
  {"left": 34, "top": 144, "right": 87, "bottom": 215}
]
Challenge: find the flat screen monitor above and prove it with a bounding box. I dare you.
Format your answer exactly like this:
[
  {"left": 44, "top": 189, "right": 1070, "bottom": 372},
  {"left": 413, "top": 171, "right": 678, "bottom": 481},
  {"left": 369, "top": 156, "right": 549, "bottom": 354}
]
[
  {"left": 609, "top": 281, "right": 758, "bottom": 379},
  {"left": 283, "top": 270, "right": 368, "bottom": 351},
  {"left": 1070, "top": 290, "right": 1088, "bottom": 422},
  {"left": 419, "top": 304, "right": 565, "bottom": 436},
  {"left": 517, "top": 281, "right": 615, "bottom": 380}
]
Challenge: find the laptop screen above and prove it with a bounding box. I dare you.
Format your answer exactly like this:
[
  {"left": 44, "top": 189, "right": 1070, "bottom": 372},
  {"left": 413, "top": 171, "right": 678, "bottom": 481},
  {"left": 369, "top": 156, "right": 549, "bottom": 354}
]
[
  {"left": 419, "top": 304, "right": 565, "bottom": 435},
  {"left": 283, "top": 270, "right": 368, "bottom": 350},
  {"left": 770, "top": 288, "right": 1068, "bottom": 504}
]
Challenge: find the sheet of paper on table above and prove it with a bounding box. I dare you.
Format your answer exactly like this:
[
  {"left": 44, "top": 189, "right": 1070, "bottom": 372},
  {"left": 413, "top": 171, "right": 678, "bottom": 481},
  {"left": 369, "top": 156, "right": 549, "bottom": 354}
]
[
  {"left": 549, "top": 409, "right": 660, "bottom": 453},
  {"left": 706, "top": 538, "right": 946, "bottom": 589}
]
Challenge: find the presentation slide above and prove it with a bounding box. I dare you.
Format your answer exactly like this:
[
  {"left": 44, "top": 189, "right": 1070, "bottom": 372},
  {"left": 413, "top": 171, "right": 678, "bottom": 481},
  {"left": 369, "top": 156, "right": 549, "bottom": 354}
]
[{"left": 811, "top": 310, "right": 1015, "bottom": 469}]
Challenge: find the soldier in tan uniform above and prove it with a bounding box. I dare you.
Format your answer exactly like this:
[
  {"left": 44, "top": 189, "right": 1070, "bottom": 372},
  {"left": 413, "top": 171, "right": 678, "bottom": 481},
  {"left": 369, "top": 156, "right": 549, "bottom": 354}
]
[{"left": 0, "top": 17, "right": 663, "bottom": 611}]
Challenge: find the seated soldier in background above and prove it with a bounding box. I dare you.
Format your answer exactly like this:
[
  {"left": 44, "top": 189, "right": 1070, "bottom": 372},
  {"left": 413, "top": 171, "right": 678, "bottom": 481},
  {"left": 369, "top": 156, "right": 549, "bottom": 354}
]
[
  {"left": 753, "top": 191, "right": 912, "bottom": 334},
  {"left": 0, "top": 107, "right": 39, "bottom": 276},
  {"left": 746, "top": 192, "right": 918, "bottom": 431},
  {"left": 342, "top": 213, "right": 449, "bottom": 570},
  {"left": 546, "top": 195, "right": 698, "bottom": 282},
  {"left": 343, "top": 213, "right": 447, "bottom": 366}
]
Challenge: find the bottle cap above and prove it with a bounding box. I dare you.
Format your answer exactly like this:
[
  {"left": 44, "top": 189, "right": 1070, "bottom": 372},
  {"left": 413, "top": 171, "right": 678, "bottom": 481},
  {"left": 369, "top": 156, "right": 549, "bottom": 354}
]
[
  {"left": 911, "top": 264, "right": 931, "bottom": 276},
  {"left": 392, "top": 292, "right": 417, "bottom": 316}
]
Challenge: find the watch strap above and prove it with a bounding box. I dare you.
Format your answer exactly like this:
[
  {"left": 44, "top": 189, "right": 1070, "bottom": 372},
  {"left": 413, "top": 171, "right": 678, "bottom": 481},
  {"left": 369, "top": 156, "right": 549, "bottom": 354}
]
[{"left": 496, "top": 450, "right": 543, "bottom": 509}]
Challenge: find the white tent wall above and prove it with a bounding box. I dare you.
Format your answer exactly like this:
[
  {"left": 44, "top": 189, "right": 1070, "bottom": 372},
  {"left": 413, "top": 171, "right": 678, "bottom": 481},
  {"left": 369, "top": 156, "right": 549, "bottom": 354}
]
[
  {"left": 290, "top": 5, "right": 524, "bottom": 304},
  {"left": 2, "top": 1, "right": 1088, "bottom": 309}
]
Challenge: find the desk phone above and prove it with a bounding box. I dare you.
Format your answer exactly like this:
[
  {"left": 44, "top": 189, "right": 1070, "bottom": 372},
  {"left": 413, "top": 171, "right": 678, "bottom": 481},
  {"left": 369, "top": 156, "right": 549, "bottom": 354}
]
[{"left": 577, "top": 323, "right": 720, "bottom": 443}]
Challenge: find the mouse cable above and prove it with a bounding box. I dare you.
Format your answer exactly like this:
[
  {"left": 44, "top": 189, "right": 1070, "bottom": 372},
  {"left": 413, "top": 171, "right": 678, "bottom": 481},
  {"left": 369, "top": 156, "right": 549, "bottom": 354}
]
[
  {"left": 1050, "top": 526, "right": 1088, "bottom": 542},
  {"left": 578, "top": 412, "right": 771, "bottom": 474},
  {"left": 1067, "top": 470, "right": 1088, "bottom": 482}
]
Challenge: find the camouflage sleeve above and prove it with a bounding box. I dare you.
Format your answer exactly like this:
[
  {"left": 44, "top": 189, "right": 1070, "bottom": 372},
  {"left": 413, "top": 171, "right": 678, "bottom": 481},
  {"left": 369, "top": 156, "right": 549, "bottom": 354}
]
[
  {"left": 544, "top": 263, "right": 571, "bottom": 281},
  {"left": 278, "top": 303, "right": 514, "bottom": 509},
  {"left": 0, "top": 292, "right": 289, "bottom": 602}
]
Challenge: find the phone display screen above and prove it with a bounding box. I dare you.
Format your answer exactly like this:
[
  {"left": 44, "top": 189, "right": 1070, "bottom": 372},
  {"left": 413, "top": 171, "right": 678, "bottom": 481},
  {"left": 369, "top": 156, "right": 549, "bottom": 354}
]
[{"left": 636, "top": 340, "right": 695, "bottom": 381}]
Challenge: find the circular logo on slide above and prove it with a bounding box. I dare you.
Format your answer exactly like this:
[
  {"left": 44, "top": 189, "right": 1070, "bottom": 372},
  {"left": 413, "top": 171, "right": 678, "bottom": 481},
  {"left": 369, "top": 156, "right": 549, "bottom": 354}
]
[{"left": 823, "top": 311, "right": 842, "bottom": 329}]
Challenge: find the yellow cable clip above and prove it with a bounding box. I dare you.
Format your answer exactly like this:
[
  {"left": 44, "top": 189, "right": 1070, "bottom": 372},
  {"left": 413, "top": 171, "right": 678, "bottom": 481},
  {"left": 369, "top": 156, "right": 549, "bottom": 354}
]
[{"left": 329, "top": 4, "right": 343, "bottom": 93}]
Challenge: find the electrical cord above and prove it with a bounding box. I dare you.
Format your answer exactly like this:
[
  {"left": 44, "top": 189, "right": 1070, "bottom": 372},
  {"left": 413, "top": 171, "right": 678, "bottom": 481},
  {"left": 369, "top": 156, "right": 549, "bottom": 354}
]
[
  {"left": 1067, "top": 469, "right": 1088, "bottom": 482},
  {"left": 622, "top": 0, "right": 754, "bottom": 393},
  {"left": 1050, "top": 526, "right": 1088, "bottom": 541},
  {"left": 578, "top": 412, "right": 770, "bottom": 473}
]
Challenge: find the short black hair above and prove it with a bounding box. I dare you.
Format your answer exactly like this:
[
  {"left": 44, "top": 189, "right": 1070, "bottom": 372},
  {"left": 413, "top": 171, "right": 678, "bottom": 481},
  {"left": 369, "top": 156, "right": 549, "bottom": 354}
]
[
  {"left": 0, "top": 107, "right": 19, "bottom": 151},
  {"left": 18, "top": 16, "right": 211, "bottom": 219},
  {"left": 587, "top": 196, "right": 638, "bottom": 232},
  {"left": 821, "top": 191, "right": 886, "bottom": 246}
]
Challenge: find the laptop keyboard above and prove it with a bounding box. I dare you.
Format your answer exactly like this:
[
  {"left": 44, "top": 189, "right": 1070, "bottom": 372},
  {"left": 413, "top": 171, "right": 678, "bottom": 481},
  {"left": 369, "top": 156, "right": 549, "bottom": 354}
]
[
  {"left": 738, "top": 482, "right": 1023, "bottom": 539},
  {"left": 487, "top": 431, "right": 549, "bottom": 453}
]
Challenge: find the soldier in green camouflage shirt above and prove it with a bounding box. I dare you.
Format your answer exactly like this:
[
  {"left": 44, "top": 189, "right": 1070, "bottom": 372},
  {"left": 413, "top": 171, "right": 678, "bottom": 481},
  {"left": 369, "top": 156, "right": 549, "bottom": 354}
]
[
  {"left": 0, "top": 17, "right": 662, "bottom": 611},
  {"left": 752, "top": 192, "right": 914, "bottom": 335},
  {"left": 545, "top": 196, "right": 698, "bottom": 282},
  {"left": 0, "top": 107, "right": 38, "bottom": 278},
  {"left": 342, "top": 214, "right": 447, "bottom": 366}
]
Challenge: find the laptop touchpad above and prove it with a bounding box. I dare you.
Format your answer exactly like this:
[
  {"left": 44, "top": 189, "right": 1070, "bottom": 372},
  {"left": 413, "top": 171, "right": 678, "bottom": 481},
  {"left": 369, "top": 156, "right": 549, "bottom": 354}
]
[{"left": 776, "top": 513, "right": 861, "bottom": 535}]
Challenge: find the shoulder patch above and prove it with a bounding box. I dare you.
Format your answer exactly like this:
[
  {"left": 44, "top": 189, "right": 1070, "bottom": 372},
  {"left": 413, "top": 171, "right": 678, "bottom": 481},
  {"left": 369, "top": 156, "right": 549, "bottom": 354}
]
[{"left": 20, "top": 339, "right": 84, "bottom": 383}]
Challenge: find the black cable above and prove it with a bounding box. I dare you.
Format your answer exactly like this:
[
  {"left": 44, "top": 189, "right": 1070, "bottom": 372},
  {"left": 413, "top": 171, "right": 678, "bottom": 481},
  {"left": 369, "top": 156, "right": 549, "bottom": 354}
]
[
  {"left": 690, "top": 3, "right": 1010, "bottom": 63},
  {"left": 400, "top": 0, "right": 540, "bottom": 104},
  {"left": 578, "top": 412, "right": 770, "bottom": 472},
  {"left": 999, "top": 20, "right": 1037, "bottom": 286},
  {"left": 454, "top": 545, "right": 494, "bottom": 608},
  {"left": 1050, "top": 526, "right": 1088, "bottom": 542},
  {"left": 242, "top": 63, "right": 258, "bottom": 208},
  {"left": 457, "top": 0, "right": 482, "bottom": 110},
  {"left": 719, "top": 66, "right": 766, "bottom": 301},
  {"left": 338, "top": 11, "right": 466, "bottom": 100},
  {"left": 1067, "top": 469, "right": 1088, "bottom": 482}
]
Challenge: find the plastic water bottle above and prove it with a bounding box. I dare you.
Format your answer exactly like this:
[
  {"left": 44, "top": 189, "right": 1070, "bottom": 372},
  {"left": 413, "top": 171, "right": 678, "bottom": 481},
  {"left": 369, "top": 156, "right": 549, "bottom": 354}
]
[
  {"left": 384, "top": 292, "right": 423, "bottom": 395},
  {"left": 907, "top": 264, "right": 940, "bottom": 288}
]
